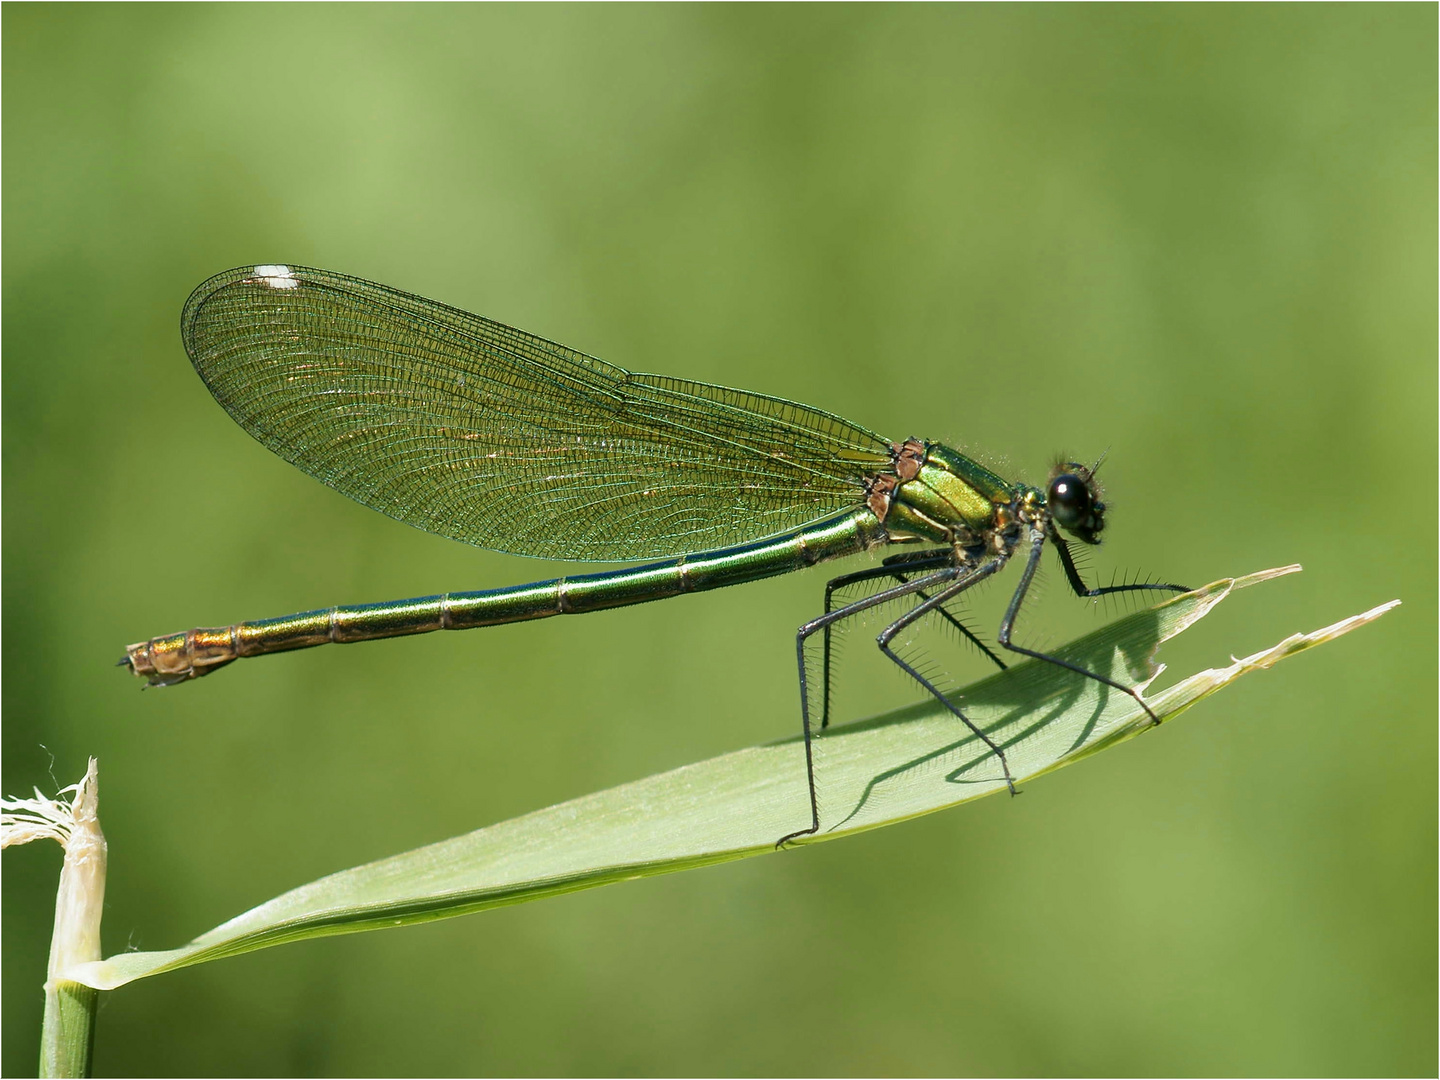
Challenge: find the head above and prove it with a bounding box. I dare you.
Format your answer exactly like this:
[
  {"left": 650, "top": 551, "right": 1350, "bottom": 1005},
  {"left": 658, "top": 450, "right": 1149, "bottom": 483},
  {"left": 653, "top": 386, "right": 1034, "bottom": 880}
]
[{"left": 1046, "top": 461, "right": 1105, "bottom": 544}]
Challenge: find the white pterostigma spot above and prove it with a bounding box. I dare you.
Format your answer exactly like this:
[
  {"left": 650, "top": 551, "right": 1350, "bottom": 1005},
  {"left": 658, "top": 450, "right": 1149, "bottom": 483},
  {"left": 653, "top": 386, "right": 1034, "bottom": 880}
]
[{"left": 253, "top": 265, "right": 299, "bottom": 290}]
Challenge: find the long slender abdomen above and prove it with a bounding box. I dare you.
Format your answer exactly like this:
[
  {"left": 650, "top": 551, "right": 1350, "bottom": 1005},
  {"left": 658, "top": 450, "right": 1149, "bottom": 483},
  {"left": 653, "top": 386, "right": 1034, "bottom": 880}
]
[{"left": 122, "top": 510, "right": 885, "bottom": 685}]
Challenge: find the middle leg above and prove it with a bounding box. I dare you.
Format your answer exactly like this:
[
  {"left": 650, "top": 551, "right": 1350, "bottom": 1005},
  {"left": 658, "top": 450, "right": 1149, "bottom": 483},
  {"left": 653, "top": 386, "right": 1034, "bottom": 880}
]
[
  {"left": 819, "top": 550, "right": 1004, "bottom": 730},
  {"left": 873, "top": 558, "right": 1016, "bottom": 794}
]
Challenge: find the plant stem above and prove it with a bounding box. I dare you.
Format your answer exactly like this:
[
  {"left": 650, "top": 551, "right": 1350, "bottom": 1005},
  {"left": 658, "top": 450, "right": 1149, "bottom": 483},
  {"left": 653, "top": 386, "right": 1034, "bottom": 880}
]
[
  {"left": 3, "top": 759, "right": 107, "bottom": 1078},
  {"left": 40, "top": 982, "right": 98, "bottom": 1078}
]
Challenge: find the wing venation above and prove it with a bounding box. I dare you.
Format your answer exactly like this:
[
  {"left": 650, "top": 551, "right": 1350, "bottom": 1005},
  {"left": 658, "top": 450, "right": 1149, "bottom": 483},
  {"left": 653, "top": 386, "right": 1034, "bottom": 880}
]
[{"left": 182, "top": 265, "right": 893, "bottom": 561}]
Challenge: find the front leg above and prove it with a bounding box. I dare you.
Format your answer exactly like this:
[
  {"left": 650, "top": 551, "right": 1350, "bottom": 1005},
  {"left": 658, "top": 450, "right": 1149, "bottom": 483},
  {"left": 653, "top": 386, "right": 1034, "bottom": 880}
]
[
  {"left": 998, "top": 530, "right": 1166, "bottom": 727},
  {"left": 1051, "top": 533, "right": 1189, "bottom": 598}
]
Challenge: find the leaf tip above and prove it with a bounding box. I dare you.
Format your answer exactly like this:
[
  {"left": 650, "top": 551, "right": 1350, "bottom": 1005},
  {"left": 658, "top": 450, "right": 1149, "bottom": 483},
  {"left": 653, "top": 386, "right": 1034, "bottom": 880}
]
[{"left": 1235, "top": 564, "right": 1303, "bottom": 589}]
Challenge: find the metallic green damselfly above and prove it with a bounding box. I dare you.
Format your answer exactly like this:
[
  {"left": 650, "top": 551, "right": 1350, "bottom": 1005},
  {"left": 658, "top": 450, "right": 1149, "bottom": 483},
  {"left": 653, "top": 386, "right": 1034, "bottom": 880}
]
[{"left": 125, "top": 265, "right": 1186, "bottom": 844}]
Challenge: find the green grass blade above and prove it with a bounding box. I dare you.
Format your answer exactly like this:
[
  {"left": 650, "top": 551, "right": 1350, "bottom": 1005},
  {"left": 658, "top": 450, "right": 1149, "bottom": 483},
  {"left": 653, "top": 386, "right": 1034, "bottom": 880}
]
[{"left": 69, "top": 566, "right": 1397, "bottom": 991}]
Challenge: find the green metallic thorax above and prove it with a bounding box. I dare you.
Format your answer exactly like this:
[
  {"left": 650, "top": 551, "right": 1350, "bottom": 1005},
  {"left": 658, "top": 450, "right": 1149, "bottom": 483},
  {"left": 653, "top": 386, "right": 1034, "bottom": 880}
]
[{"left": 883, "top": 442, "right": 1023, "bottom": 547}]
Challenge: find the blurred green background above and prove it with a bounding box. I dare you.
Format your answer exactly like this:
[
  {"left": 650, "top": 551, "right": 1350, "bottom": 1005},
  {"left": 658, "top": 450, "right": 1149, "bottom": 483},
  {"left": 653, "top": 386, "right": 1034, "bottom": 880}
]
[{"left": 4, "top": 5, "right": 1434, "bottom": 1076}]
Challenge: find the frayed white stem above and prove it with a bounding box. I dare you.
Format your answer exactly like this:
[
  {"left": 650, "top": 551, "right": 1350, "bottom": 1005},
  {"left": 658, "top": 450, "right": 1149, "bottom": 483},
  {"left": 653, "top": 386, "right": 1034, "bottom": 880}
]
[{"left": 2, "top": 758, "right": 108, "bottom": 986}]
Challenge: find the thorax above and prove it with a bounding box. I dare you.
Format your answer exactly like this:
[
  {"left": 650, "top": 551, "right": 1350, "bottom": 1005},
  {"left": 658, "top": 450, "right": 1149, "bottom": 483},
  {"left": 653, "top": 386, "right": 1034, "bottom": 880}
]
[{"left": 867, "top": 440, "right": 1036, "bottom": 558}]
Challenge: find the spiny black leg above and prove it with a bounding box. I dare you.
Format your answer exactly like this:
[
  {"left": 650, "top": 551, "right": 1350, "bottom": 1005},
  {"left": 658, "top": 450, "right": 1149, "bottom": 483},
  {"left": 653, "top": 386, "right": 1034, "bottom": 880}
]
[
  {"left": 874, "top": 560, "right": 1018, "bottom": 794},
  {"left": 820, "top": 551, "right": 955, "bottom": 729},
  {"left": 880, "top": 549, "right": 959, "bottom": 570},
  {"left": 912, "top": 589, "right": 1008, "bottom": 674},
  {"left": 1052, "top": 534, "right": 1189, "bottom": 598},
  {"left": 881, "top": 552, "right": 1009, "bottom": 675},
  {"left": 779, "top": 565, "right": 963, "bottom": 849},
  {"left": 1000, "top": 532, "right": 1166, "bottom": 727}
]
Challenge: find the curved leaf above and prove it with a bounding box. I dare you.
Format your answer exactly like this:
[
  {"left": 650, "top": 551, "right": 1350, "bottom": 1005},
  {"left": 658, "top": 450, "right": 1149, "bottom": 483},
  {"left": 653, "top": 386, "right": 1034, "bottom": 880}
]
[{"left": 69, "top": 566, "right": 1397, "bottom": 990}]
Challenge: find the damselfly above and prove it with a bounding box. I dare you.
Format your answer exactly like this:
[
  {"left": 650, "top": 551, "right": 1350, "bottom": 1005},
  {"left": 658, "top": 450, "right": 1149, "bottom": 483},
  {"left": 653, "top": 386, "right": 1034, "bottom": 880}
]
[{"left": 124, "top": 265, "right": 1186, "bottom": 844}]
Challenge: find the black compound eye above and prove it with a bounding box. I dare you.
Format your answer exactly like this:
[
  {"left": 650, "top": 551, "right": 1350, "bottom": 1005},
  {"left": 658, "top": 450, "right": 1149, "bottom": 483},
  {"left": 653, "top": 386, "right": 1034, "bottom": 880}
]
[{"left": 1047, "top": 473, "right": 1091, "bottom": 530}]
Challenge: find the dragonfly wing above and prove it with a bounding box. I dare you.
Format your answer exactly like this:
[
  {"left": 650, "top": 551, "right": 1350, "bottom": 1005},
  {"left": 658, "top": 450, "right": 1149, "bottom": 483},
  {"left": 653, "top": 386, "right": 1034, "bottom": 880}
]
[{"left": 182, "top": 265, "right": 895, "bottom": 561}]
